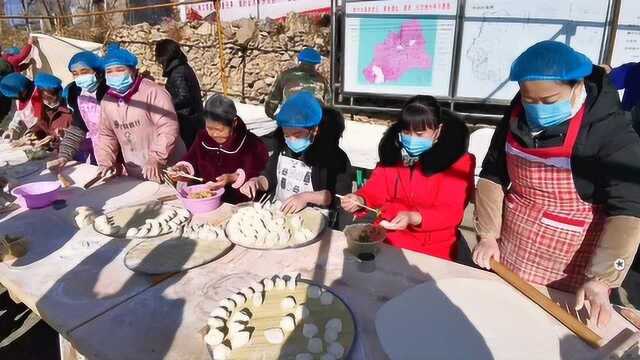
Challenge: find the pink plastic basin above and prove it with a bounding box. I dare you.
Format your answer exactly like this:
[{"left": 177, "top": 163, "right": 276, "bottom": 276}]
[
  {"left": 178, "top": 185, "right": 225, "bottom": 214},
  {"left": 11, "top": 181, "right": 60, "bottom": 209}
]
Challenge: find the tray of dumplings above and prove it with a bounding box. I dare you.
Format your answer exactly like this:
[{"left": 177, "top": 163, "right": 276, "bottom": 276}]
[
  {"left": 225, "top": 202, "right": 327, "bottom": 250},
  {"left": 204, "top": 274, "right": 355, "bottom": 360},
  {"left": 93, "top": 202, "right": 191, "bottom": 238}
]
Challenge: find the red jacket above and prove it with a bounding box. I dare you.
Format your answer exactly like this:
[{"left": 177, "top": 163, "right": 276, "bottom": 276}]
[
  {"left": 2, "top": 44, "right": 32, "bottom": 72},
  {"left": 357, "top": 153, "right": 475, "bottom": 260}
]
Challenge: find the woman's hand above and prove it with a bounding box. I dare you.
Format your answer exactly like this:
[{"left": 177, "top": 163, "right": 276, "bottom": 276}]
[
  {"left": 212, "top": 172, "right": 239, "bottom": 189},
  {"left": 281, "top": 193, "right": 310, "bottom": 215},
  {"left": 167, "top": 164, "right": 192, "bottom": 182},
  {"left": 472, "top": 238, "right": 501, "bottom": 270},
  {"left": 142, "top": 161, "right": 161, "bottom": 183},
  {"left": 575, "top": 279, "right": 613, "bottom": 328},
  {"left": 47, "top": 157, "right": 67, "bottom": 172},
  {"left": 240, "top": 176, "right": 267, "bottom": 200},
  {"left": 97, "top": 165, "right": 119, "bottom": 178},
  {"left": 380, "top": 211, "right": 422, "bottom": 231},
  {"left": 2, "top": 129, "right": 16, "bottom": 141},
  {"left": 340, "top": 194, "right": 365, "bottom": 213}
]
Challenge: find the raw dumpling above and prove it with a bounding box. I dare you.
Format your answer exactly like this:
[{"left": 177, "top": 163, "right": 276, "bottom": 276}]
[
  {"left": 231, "top": 293, "right": 247, "bottom": 306},
  {"left": 204, "top": 327, "right": 225, "bottom": 346},
  {"left": 302, "top": 323, "right": 318, "bottom": 338},
  {"left": 263, "top": 278, "right": 275, "bottom": 291},
  {"left": 281, "top": 296, "right": 296, "bottom": 310},
  {"left": 136, "top": 224, "right": 151, "bottom": 237},
  {"left": 324, "top": 328, "right": 339, "bottom": 343},
  {"left": 212, "top": 343, "right": 231, "bottom": 360},
  {"left": 209, "top": 307, "right": 230, "bottom": 320},
  {"left": 275, "top": 276, "right": 286, "bottom": 289},
  {"left": 290, "top": 216, "right": 302, "bottom": 230},
  {"left": 327, "top": 342, "right": 345, "bottom": 358},
  {"left": 228, "top": 321, "right": 245, "bottom": 334},
  {"left": 286, "top": 274, "right": 299, "bottom": 290},
  {"left": 307, "top": 337, "right": 323, "bottom": 354},
  {"left": 320, "top": 291, "right": 334, "bottom": 305},
  {"left": 252, "top": 282, "right": 264, "bottom": 293},
  {"left": 252, "top": 292, "right": 264, "bottom": 307},
  {"left": 264, "top": 327, "right": 285, "bottom": 344},
  {"left": 293, "top": 231, "right": 307, "bottom": 243},
  {"left": 325, "top": 318, "right": 342, "bottom": 332},
  {"left": 219, "top": 298, "right": 236, "bottom": 311},
  {"left": 231, "top": 308, "right": 251, "bottom": 323},
  {"left": 295, "top": 305, "right": 311, "bottom": 320},
  {"left": 307, "top": 285, "right": 322, "bottom": 299},
  {"left": 240, "top": 287, "right": 255, "bottom": 298},
  {"left": 280, "top": 314, "right": 296, "bottom": 332},
  {"left": 125, "top": 227, "right": 139, "bottom": 238},
  {"left": 230, "top": 329, "right": 251, "bottom": 349},
  {"left": 207, "top": 317, "right": 225, "bottom": 328}
]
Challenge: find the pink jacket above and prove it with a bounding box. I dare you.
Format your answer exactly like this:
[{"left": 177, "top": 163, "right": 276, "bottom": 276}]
[{"left": 96, "top": 77, "right": 186, "bottom": 178}]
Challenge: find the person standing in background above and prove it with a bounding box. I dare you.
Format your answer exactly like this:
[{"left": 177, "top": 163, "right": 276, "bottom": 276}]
[
  {"left": 0, "top": 72, "right": 40, "bottom": 140},
  {"left": 1, "top": 36, "right": 35, "bottom": 73},
  {"left": 155, "top": 39, "right": 204, "bottom": 149},
  {"left": 601, "top": 62, "right": 640, "bottom": 111},
  {"left": 265, "top": 47, "right": 332, "bottom": 119}
]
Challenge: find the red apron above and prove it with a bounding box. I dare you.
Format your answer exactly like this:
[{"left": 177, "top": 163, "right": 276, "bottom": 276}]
[{"left": 500, "top": 104, "right": 605, "bottom": 292}]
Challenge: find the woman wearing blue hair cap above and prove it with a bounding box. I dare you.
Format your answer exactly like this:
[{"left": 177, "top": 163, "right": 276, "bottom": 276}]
[
  {"left": 473, "top": 40, "right": 640, "bottom": 327},
  {"left": 1, "top": 72, "right": 37, "bottom": 140},
  {"left": 240, "top": 92, "right": 352, "bottom": 227},
  {"left": 49, "top": 52, "right": 108, "bottom": 169},
  {"left": 95, "top": 44, "right": 186, "bottom": 183}
]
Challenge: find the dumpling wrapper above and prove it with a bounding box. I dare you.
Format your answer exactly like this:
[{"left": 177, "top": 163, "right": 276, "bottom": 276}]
[{"left": 264, "top": 327, "right": 285, "bottom": 344}]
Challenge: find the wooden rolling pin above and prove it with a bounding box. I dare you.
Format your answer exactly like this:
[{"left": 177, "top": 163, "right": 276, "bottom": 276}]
[{"left": 490, "top": 258, "right": 603, "bottom": 348}]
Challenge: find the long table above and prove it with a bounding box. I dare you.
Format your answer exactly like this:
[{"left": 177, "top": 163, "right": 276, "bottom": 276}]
[{"left": 0, "top": 146, "right": 638, "bottom": 360}]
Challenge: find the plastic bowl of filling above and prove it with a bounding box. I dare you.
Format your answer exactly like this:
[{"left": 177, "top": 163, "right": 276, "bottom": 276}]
[
  {"left": 11, "top": 181, "right": 61, "bottom": 209},
  {"left": 344, "top": 223, "right": 386, "bottom": 256},
  {"left": 178, "top": 184, "right": 225, "bottom": 214}
]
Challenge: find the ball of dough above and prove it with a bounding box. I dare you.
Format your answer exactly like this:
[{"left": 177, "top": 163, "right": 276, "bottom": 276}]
[
  {"left": 212, "top": 343, "right": 231, "bottom": 359},
  {"left": 320, "top": 354, "right": 337, "bottom": 360},
  {"left": 307, "top": 337, "right": 323, "bottom": 354},
  {"left": 296, "top": 354, "right": 313, "bottom": 360},
  {"left": 230, "top": 329, "right": 251, "bottom": 349},
  {"left": 327, "top": 342, "right": 345, "bottom": 358},
  {"left": 280, "top": 314, "right": 296, "bottom": 332},
  {"left": 204, "top": 327, "right": 225, "bottom": 346},
  {"left": 320, "top": 291, "right": 334, "bottom": 305},
  {"left": 302, "top": 323, "right": 318, "bottom": 338},
  {"left": 324, "top": 328, "right": 339, "bottom": 343},
  {"left": 281, "top": 296, "right": 297, "bottom": 310},
  {"left": 307, "top": 285, "right": 322, "bottom": 299},
  {"left": 275, "top": 276, "right": 286, "bottom": 289},
  {"left": 209, "top": 307, "right": 230, "bottom": 320},
  {"left": 325, "top": 318, "right": 342, "bottom": 332},
  {"left": 264, "top": 327, "right": 285, "bottom": 344},
  {"left": 252, "top": 292, "right": 264, "bottom": 307}
]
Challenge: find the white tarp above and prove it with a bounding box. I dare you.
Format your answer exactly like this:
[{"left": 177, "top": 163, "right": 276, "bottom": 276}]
[{"left": 30, "top": 33, "right": 102, "bottom": 86}]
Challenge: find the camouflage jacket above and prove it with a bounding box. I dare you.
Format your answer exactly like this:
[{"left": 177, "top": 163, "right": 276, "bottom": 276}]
[{"left": 265, "top": 64, "right": 331, "bottom": 119}]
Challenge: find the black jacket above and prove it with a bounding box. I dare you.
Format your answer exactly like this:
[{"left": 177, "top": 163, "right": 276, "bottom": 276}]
[
  {"left": 66, "top": 79, "right": 108, "bottom": 131},
  {"left": 163, "top": 57, "right": 204, "bottom": 148},
  {"left": 262, "top": 107, "right": 353, "bottom": 229},
  {"left": 378, "top": 109, "right": 469, "bottom": 175},
  {"left": 481, "top": 65, "right": 640, "bottom": 218}
]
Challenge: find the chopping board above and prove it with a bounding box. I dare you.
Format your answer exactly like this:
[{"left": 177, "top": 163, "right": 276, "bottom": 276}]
[
  {"left": 376, "top": 278, "right": 563, "bottom": 360},
  {"left": 124, "top": 230, "right": 233, "bottom": 274}
]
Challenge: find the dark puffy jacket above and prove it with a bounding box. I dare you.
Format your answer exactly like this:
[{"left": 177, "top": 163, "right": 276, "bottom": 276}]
[
  {"left": 163, "top": 57, "right": 204, "bottom": 148},
  {"left": 481, "top": 65, "right": 640, "bottom": 218}
]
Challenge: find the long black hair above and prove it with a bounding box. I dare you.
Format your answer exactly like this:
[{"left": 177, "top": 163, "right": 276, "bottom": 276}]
[
  {"left": 154, "top": 39, "right": 187, "bottom": 69},
  {"left": 379, "top": 95, "right": 469, "bottom": 175}
]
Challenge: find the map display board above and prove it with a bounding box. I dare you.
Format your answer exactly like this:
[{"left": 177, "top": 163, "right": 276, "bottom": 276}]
[
  {"left": 455, "top": 0, "right": 610, "bottom": 101},
  {"left": 343, "top": 0, "right": 458, "bottom": 96},
  {"left": 611, "top": 0, "right": 640, "bottom": 66}
]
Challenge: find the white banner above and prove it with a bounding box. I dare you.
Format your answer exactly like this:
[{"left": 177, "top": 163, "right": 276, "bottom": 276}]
[{"left": 180, "top": 0, "right": 330, "bottom": 22}]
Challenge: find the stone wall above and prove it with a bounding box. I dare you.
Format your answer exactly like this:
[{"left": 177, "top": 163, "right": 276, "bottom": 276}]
[{"left": 107, "top": 13, "right": 331, "bottom": 104}]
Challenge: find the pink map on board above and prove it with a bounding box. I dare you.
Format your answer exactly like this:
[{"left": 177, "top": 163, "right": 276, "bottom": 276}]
[{"left": 363, "top": 19, "right": 433, "bottom": 84}]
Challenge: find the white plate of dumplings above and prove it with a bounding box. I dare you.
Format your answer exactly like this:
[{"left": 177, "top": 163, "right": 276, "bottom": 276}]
[
  {"left": 92, "top": 203, "right": 191, "bottom": 238},
  {"left": 225, "top": 202, "right": 327, "bottom": 250},
  {"left": 203, "top": 274, "right": 355, "bottom": 360}
]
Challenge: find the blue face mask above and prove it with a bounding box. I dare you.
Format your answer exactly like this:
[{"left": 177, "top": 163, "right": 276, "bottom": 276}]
[
  {"left": 285, "top": 137, "right": 312, "bottom": 153},
  {"left": 106, "top": 73, "right": 134, "bottom": 93},
  {"left": 75, "top": 74, "right": 98, "bottom": 92},
  {"left": 523, "top": 89, "right": 575, "bottom": 131},
  {"left": 400, "top": 133, "right": 433, "bottom": 157}
]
